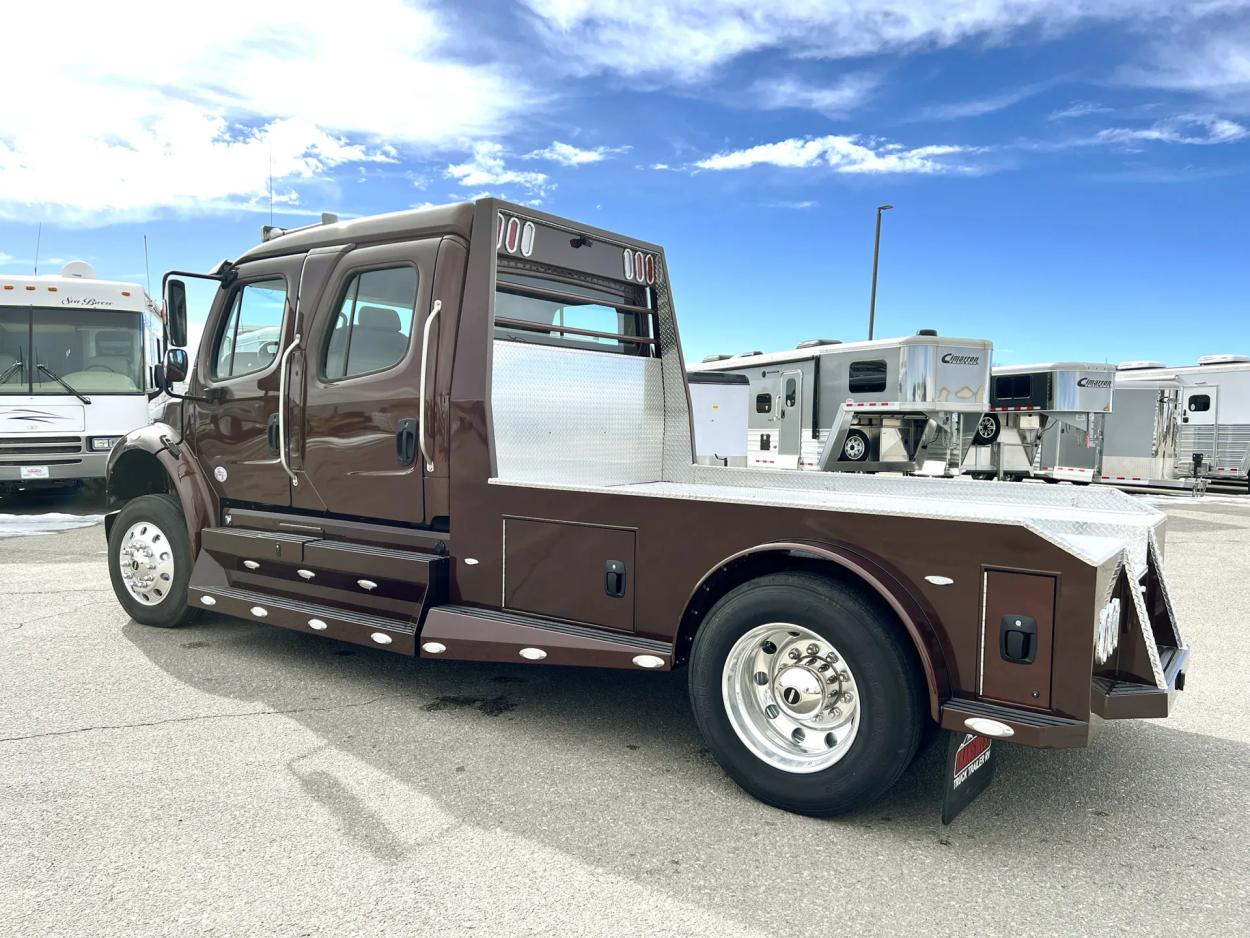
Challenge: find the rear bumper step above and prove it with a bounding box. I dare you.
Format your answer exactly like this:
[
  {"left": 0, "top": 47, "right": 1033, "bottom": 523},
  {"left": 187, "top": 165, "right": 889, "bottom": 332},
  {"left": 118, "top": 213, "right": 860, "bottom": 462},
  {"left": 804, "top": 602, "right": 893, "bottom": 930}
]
[
  {"left": 192, "top": 585, "right": 416, "bottom": 655},
  {"left": 940, "top": 697, "right": 1089, "bottom": 748},
  {"left": 1092, "top": 645, "right": 1188, "bottom": 720}
]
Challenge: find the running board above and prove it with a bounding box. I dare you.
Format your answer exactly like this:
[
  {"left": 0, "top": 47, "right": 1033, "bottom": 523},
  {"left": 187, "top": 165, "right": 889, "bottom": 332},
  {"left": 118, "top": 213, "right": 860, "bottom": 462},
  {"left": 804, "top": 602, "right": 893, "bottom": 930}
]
[
  {"left": 191, "top": 585, "right": 416, "bottom": 655},
  {"left": 419, "top": 605, "right": 674, "bottom": 671}
]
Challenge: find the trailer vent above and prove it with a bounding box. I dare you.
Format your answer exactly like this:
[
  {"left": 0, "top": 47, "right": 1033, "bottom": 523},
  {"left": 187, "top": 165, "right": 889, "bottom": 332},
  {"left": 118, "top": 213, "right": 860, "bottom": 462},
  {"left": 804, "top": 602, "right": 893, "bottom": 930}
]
[
  {"left": 1197, "top": 354, "right": 1250, "bottom": 365},
  {"left": 737, "top": 351, "right": 762, "bottom": 357},
  {"left": 1117, "top": 360, "right": 1167, "bottom": 371},
  {"left": 916, "top": 329, "right": 938, "bottom": 336},
  {"left": 796, "top": 338, "right": 842, "bottom": 349},
  {"left": 701, "top": 354, "right": 734, "bottom": 363}
]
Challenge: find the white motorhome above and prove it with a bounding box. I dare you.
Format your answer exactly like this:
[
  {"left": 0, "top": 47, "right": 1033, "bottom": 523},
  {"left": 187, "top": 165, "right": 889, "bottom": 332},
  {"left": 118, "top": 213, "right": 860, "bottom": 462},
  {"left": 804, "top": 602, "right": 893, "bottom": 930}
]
[
  {"left": 964, "top": 362, "right": 1115, "bottom": 484},
  {"left": 1107, "top": 356, "right": 1250, "bottom": 491},
  {"left": 1, "top": 262, "right": 161, "bottom": 493},
  {"left": 687, "top": 331, "right": 992, "bottom": 475}
]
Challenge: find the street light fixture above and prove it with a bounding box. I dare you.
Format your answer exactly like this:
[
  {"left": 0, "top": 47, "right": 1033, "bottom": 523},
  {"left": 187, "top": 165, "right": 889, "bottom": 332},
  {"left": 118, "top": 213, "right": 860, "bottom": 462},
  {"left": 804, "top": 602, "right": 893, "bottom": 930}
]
[{"left": 868, "top": 203, "right": 893, "bottom": 340}]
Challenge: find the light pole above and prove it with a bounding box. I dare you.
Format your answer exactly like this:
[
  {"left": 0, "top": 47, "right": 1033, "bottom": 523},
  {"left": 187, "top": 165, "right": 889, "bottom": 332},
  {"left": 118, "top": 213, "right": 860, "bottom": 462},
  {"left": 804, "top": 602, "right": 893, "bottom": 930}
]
[{"left": 868, "top": 203, "right": 893, "bottom": 340}]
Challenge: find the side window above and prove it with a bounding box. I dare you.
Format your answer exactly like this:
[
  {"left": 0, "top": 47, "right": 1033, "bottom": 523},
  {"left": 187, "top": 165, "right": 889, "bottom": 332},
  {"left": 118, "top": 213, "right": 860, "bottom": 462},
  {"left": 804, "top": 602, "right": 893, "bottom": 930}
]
[
  {"left": 849, "top": 359, "right": 887, "bottom": 394},
  {"left": 755, "top": 393, "right": 772, "bottom": 414},
  {"left": 1188, "top": 394, "right": 1211, "bottom": 413},
  {"left": 995, "top": 375, "right": 1031, "bottom": 400},
  {"left": 784, "top": 378, "right": 797, "bottom": 407},
  {"left": 324, "top": 266, "right": 419, "bottom": 380},
  {"left": 212, "top": 278, "right": 287, "bottom": 379}
]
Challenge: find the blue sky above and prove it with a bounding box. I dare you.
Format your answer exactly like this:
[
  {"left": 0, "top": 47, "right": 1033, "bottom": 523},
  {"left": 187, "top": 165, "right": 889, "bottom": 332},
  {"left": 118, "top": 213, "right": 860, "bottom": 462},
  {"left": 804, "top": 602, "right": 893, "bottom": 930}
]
[{"left": 1, "top": 0, "right": 1247, "bottom": 365}]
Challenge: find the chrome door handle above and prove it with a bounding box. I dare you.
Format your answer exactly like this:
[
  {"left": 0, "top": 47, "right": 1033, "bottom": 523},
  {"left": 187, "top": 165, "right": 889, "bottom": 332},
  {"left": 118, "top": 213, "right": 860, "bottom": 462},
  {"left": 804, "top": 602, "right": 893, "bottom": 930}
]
[
  {"left": 418, "top": 299, "right": 442, "bottom": 472},
  {"left": 278, "top": 333, "right": 301, "bottom": 487}
]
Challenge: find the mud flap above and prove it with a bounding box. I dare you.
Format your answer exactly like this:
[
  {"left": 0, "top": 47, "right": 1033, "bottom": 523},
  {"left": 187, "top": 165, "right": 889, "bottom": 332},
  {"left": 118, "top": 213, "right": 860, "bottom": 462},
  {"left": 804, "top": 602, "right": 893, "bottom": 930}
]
[{"left": 941, "top": 730, "right": 996, "bottom": 825}]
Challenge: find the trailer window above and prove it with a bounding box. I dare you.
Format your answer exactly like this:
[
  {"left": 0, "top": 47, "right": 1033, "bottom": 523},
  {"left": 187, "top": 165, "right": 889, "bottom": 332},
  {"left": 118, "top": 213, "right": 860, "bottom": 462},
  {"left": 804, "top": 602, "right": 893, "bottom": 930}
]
[
  {"left": 849, "top": 360, "right": 887, "bottom": 394},
  {"left": 755, "top": 393, "right": 772, "bottom": 414},
  {"left": 212, "top": 279, "right": 287, "bottom": 379},
  {"left": 323, "top": 266, "right": 419, "bottom": 380},
  {"left": 785, "top": 378, "right": 797, "bottom": 407},
  {"left": 494, "top": 272, "right": 651, "bottom": 355},
  {"left": 995, "top": 374, "right": 1032, "bottom": 400},
  {"left": 1187, "top": 394, "right": 1211, "bottom": 413}
]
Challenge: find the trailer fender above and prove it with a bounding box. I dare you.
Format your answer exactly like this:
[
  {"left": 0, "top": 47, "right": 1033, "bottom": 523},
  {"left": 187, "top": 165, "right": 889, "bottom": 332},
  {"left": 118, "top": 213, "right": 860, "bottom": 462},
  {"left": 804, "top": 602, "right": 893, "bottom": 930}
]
[
  {"left": 679, "top": 541, "right": 951, "bottom": 721},
  {"left": 105, "top": 423, "right": 216, "bottom": 553}
]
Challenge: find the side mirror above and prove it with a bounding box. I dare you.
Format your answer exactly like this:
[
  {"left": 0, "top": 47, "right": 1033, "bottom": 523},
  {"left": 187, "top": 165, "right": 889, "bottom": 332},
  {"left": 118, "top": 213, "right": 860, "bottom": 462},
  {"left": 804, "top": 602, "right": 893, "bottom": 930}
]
[
  {"left": 165, "top": 278, "right": 188, "bottom": 348},
  {"left": 164, "top": 348, "right": 189, "bottom": 385}
]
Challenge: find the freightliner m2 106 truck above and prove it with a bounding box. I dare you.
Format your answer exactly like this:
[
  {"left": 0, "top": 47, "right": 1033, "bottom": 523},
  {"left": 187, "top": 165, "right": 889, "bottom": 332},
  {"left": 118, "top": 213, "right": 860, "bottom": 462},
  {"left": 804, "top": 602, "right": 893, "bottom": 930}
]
[{"left": 104, "top": 201, "right": 1189, "bottom": 818}]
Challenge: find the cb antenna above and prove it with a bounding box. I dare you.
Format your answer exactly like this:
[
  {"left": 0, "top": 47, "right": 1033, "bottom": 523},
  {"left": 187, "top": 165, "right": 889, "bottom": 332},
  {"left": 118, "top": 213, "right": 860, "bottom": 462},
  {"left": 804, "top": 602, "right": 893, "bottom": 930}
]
[
  {"left": 33, "top": 222, "right": 42, "bottom": 275},
  {"left": 268, "top": 145, "right": 274, "bottom": 227}
]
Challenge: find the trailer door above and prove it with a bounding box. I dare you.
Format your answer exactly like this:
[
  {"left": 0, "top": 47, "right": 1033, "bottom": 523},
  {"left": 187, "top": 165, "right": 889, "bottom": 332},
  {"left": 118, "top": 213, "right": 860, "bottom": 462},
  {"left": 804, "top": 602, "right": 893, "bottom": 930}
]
[
  {"left": 1179, "top": 387, "right": 1217, "bottom": 471},
  {"left": 779, "top": 370, "right": 803, "bottom": 462}
]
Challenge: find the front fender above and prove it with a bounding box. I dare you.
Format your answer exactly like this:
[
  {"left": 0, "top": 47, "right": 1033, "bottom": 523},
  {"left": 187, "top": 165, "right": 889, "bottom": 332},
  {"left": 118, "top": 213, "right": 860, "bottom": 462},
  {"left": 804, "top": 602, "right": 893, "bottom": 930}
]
[{"left": 106, "top": 423, "right": 216, "bottom": 553}]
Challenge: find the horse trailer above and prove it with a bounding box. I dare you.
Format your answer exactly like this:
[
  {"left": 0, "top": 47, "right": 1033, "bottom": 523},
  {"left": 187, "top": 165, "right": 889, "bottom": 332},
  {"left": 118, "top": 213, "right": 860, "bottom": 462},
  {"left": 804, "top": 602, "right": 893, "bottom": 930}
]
[
  {"left": 687, "top": 332, "right": 992, "bottom": 475},
  {"left": 964, "top": 362, "right": 1115, "bottom": 483}
]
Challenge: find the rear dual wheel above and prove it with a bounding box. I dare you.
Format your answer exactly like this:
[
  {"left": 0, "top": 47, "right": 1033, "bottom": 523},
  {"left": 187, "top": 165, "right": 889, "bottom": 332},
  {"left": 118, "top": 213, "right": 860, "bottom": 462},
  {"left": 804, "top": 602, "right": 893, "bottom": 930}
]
[{"left": 689, "top": 572, "right": 926, "bottom": 816}]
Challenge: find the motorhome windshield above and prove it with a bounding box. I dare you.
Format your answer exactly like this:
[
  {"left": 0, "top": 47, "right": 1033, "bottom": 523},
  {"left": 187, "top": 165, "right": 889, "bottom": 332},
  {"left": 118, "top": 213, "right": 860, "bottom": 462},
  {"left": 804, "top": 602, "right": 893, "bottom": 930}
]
[{"left": 0, "top": 306, "right": 144, "bottom": 394}]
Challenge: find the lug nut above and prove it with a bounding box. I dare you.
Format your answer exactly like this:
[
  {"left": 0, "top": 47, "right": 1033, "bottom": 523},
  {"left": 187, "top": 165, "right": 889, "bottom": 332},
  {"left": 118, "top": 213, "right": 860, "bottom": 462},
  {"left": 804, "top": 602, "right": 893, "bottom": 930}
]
[{"left": 806, "top": 644, "right": 819, "bottom": 656}]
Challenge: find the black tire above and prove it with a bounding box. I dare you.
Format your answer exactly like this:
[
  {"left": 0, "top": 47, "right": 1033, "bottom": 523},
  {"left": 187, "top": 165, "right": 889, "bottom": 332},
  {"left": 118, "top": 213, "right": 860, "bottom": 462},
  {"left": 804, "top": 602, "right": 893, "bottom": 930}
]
[
  {"left": 841, "top": 429, "right": 870, "bottom": 462},
  {"left": 689, "top": 572, "right": 926, "bottom": 817},
  {"left": 972, "top": 412, "right": 1001, "bottom": 446},
  {"left": 107, "top": 493, "right": 196, "bottom": 628}
]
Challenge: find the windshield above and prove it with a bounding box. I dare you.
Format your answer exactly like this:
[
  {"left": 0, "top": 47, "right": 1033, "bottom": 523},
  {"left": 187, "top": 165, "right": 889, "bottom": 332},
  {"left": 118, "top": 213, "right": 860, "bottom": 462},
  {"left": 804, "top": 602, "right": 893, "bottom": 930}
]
[{"left": 0, "top": 306, "right": 145, "bottom": 394}]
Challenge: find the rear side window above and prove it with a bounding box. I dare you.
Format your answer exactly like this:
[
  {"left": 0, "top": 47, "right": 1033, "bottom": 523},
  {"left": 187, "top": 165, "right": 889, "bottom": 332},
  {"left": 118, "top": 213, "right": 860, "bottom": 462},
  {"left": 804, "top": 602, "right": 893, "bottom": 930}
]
[
  {"left": 1187, "top": 394, "right": 1211, "bottom": 413},
  {"left": 995, "top": 374, "right": 1032, "bottom": 400},
  {"left": 849, "top": 359, "right": 887, "bottom": 394},
  {"left": 213, "top": 278, "right": 287, "bottom": 379},
  {"left": 323, "top": 266, "right": 419, "bottom": 380}
]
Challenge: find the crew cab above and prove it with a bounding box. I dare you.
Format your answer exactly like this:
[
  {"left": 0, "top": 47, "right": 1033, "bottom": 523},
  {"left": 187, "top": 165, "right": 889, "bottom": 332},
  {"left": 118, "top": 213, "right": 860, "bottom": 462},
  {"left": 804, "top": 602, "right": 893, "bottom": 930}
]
[{"left": 104, "top": 200, "right": 1189, "bottom": 817}]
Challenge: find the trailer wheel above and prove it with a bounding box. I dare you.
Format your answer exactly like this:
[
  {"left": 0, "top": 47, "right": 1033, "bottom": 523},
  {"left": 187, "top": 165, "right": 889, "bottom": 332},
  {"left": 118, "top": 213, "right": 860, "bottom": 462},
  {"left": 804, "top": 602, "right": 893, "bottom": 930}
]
[
  {"left": 107, "top": 493, "right": 195, "bottom": 628},
  {"left": 689, "top": 572, "right": 925, "bottom": 817},
  {"left": 972, "top": 413, "right": 1001, "bottom": 446},
  {"left": 841, "top": 429, "right": 870, "bottom": 462}
]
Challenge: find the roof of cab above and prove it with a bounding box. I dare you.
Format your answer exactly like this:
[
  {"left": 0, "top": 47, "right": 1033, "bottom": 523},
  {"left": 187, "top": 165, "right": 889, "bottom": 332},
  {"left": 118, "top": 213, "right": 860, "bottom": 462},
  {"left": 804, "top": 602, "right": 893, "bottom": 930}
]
[{"left": 235, "top": 201, "right": 476, "bottom": 263}]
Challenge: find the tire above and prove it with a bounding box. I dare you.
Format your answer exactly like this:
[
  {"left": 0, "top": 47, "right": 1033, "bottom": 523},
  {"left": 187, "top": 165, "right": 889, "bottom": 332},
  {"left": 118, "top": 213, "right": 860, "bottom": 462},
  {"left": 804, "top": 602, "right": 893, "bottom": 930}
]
[
  {"left": 972, "top": 412, "right": 1000, "bottom": 446},
  {"left": 841, "top": 429, "right": 870, "bottom": 462},
  {"left": 107, "top": 493, "right": 196, "bottom": 628},
  {"left": 689, "top": 572, "right": 926, "bottom": 817}
]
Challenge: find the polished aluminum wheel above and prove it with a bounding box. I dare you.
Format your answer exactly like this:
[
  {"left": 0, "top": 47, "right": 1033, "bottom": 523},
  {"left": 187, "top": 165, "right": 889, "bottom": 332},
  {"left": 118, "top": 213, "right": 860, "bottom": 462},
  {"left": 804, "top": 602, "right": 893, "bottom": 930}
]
[
  {"left": 118, "top": 520, "right": 175, "bottom": 606},
  {"left": 842, "top": 434, "right": 866, "bottom": 461},
  {"left": 977, "top": 415, "right": 998, "bottom": 440},
  {"left": 722, "top": 623, "right": 861, "bottom": 774}
]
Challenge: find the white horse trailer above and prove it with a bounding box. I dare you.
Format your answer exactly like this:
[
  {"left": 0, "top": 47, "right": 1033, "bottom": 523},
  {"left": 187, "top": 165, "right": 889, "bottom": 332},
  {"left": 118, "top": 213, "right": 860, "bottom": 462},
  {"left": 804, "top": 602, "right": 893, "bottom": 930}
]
[
  {"left": 964, "top": 362, "right": 1115, "bottom": 483},
  {"left": 1109, "top": 356, "right": 1250, "bottom": 491},
  {"left": 688, "top": 372, "right": 749, "bottom": 467},
  {"left": 1, "top": 262, "right": 161, "bottom": 493},
  {"left": 688, "top": 331, "right": 992, "bottom": 475},
  {"left": 1099, "top": 366, "right": 1184, "bottom": 488}
]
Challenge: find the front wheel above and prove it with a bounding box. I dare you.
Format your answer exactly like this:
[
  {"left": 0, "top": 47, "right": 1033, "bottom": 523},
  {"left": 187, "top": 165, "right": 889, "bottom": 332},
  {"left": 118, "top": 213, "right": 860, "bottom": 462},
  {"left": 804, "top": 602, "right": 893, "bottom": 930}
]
[
  {"left": 689, "top": 572, "right": 926, "bottom": 816},
  {"left": 107, "top": 493, "right": 195, "bottom": 628}
]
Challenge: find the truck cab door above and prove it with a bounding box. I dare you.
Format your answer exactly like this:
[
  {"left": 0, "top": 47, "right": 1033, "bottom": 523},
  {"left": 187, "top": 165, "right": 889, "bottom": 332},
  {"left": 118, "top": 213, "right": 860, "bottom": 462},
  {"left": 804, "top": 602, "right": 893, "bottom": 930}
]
[
  {"left": 187, "top": 256, "right": 301, "bottom": 507},
  {"left": 291, "top": 238, "right": 447, "bottom": 526}
]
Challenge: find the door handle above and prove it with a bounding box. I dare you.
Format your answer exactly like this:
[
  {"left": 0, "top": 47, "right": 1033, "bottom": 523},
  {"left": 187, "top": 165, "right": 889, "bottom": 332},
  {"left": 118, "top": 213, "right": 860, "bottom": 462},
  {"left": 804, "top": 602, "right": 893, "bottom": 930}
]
[
  {"left": 267, "top": 413, "right": 280, "bottom": 454},
  {"left": 605, "top": 560, "right": 626, "bottom": 598},
  {"left": 418, "top": 300, "right": 441, "bottom": 472},
  {"left": 396, "top": 418, "right": 417, "bottom": 466}
]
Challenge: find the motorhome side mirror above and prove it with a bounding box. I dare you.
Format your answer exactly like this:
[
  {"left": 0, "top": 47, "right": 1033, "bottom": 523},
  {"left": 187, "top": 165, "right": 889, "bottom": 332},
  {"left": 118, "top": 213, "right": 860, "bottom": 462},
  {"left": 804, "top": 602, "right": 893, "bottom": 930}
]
[
  {"left": 164, "top": 348, "right": 189, "bottom": 385},
  {"left": 165, "top": 278, "right": 188, "bottom": 348}
]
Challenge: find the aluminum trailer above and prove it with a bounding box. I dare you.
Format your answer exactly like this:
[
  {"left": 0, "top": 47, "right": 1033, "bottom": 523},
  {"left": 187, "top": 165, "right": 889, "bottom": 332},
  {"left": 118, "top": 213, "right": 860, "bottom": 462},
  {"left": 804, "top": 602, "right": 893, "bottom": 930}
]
[
  {"left": 1099, "top": 364, "right": 1185, "bottom": 489},
  {"left": 964, "top": 362, "right": 1115, "bottom": 483},
  {"left": 688, "top": 332, "right": 992, "bottom": 476},
  {"left": 689, "top": 372, "right": 749, "bottom": 467}
]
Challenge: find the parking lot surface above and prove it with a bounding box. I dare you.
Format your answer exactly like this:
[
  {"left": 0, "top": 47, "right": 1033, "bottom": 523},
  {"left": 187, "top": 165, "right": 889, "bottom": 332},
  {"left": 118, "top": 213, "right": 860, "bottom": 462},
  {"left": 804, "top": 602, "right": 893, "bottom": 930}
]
[{"left": 2, "top": 490, "right": 1248, "bottom": 936}]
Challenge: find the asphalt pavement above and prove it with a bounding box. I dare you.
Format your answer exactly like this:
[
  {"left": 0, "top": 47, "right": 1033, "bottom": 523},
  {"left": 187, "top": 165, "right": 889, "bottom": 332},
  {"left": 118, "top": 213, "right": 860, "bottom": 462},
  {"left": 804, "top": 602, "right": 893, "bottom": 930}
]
[{"left": 1, "top": 488, "right": 1247, "bottom": 936}]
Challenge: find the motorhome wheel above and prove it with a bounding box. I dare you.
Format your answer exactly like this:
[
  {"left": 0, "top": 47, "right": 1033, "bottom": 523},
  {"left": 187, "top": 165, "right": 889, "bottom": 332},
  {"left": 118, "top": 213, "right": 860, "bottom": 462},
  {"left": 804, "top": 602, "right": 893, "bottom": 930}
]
[{"left": 688, "top": 572, "right": 926, "bottom": 816}]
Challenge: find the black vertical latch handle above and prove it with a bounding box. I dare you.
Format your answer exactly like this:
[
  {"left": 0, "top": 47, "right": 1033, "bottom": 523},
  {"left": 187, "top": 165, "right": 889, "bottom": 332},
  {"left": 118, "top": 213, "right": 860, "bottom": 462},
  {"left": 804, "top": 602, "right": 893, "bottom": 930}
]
[
  {"left": 605, "top": 560, "right": 626, "bottom": 598},
  {"left": 396, "top": 418, "right": 418, "bottom": 466}
]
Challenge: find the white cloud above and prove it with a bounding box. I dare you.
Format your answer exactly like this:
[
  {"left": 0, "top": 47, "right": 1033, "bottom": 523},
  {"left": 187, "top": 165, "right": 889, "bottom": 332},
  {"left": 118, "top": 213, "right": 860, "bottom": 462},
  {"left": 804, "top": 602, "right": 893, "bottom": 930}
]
[
  {"left": 762, "top": 200, "right": 819, "bottom": 209},
  {"left": 748, "top": 74, "right": 880, "bottom": 116},
  {"left": 525, "top": 141, "right": 630, "bottom": 165},
  {"left": 446, "top": 143, "right": 552, "bottom": 198},
  {"left": 695, "top": 135, "right": 984, "bottom": 174},
  {"left": 0, "top": 1, "right": 524, "bottom": 223},
  {"left": 1118, "top": 27, "right": 1250, "bottom": 100},
  {"left": 522, "top": 1, "right": 1235, "bottom": 82},
  {"left": 1096, "top": 114, "right": 1248, "bottom": 145},
  {"left": 912, "top": 80, "right": 1060, "bottom": 121},
  {"left": 1049, "top": 101, "right": 1113, "bottom": 120}
]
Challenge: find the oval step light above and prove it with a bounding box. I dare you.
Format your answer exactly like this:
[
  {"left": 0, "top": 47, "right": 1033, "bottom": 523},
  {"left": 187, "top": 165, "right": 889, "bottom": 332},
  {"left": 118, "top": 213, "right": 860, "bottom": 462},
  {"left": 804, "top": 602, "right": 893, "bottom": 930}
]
[
  {"left": 422, "top": 641, "right": 447, "bottom": 654},
  {"left": 370, "top": 632, "right": 393, "bottom": 645},
  {"left": 357, "top": 579, "right": 378, "bottom": 591},
  {"left": 632, "top": 654, "right": 665, "bottom": 669},
  {"left": 199, "top": 595, "right": 216, "bottom": 606},
  {"left": 964, "top": 716, "right": 1014, "bottom": 738},
  {"left": 243, "top": 560, "right": 260, "bottom": 571},
  {"left": 519, "top": 647, "right": 547, "bottom": 661},
  {"left": 250, "top": 606, "right": 268, "bottom": 618},
  {"left": 308, "top": 619, "right": 328, "bottom": 631},
  {"left": 298, "top": 569, "right": 316, "bottom": 580},
  {"left": 924, "top": 575, "right": 954, "bottom": 586}
]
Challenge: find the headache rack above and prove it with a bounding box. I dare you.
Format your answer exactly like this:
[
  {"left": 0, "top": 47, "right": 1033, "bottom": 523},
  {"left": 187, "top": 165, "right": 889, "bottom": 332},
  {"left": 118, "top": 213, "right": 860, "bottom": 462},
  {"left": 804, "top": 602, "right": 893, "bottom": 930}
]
[{"left": 493, "top": 275, "right": 659, "bottom": 352}]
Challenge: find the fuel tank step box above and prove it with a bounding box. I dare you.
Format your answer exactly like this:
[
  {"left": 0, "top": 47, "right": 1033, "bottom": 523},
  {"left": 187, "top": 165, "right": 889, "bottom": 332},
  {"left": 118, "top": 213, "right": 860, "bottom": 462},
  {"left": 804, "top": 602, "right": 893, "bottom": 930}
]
[
  {"left": 191, "top": 584, "right": 416, "bottom": 655},
  {"left": 302, "top": 539, "right": 447, "bottom": 585},
  {"left": 201, "top": 527, "right": 318, "bottom": 564}
]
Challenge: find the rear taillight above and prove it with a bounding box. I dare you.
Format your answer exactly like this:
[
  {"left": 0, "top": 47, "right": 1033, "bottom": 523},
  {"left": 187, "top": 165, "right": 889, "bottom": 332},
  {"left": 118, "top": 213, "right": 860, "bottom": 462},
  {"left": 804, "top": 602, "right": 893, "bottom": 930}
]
[{"left": 623, "top": 248, "right": 658, "bottom": 284}]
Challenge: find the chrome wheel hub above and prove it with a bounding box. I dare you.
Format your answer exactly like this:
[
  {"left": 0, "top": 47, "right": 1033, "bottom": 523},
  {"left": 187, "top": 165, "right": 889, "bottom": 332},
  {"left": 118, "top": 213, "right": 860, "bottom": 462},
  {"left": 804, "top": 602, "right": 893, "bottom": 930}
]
[
  {"left": 723, "top": 624, "right": 861, "bottom": 774},
  {"left": 978, "top": 415, "right": 997, "bottom": 438},
  {"left": 843, "top": 436, "right": 865, "bottom": 460},
  {"left": 118, "top": 521, "right": 174, "bottom": 606}
]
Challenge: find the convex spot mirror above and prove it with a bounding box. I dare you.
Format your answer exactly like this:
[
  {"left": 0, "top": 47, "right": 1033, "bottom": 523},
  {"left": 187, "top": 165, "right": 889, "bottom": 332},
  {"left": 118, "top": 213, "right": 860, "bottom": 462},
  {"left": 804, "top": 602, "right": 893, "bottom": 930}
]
[
  {"left": 165, "top": 278, "right": 188, "bottom": 348},
  {"left": 164, "top": 348, "right": 189, "bottom": 385}
]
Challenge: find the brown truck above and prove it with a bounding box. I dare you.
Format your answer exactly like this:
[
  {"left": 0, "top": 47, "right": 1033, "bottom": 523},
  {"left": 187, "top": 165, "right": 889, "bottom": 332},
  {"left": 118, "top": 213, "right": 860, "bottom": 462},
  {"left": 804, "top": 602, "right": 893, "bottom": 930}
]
[{"left": 104, "top": 200, "right": 1188, "bottom": 818}]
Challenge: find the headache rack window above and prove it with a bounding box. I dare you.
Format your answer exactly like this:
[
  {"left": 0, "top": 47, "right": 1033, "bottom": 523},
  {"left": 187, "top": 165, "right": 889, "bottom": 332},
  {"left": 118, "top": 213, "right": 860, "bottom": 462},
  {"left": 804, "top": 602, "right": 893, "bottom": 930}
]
[{"left": 494, "top": 272, "right": 654, "bottom": 356}]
